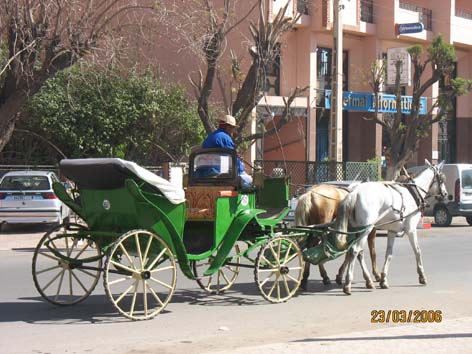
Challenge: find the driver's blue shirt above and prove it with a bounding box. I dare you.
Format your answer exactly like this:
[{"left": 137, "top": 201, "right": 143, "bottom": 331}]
[{"left": 202, "top": 128, "right": 244, "bottom": 173}]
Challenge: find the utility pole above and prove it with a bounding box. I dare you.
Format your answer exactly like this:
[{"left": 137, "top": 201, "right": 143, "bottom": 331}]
[{"left": 329, "top": 0, "right": 343, "bottom": 162}]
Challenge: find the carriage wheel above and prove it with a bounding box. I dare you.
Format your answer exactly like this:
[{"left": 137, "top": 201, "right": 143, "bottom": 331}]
[
  {"left": 254, "top": 236, "right": 304, "bottom": 303},
  {"left": 104, "top": 230, "right": 177, "bottom": 321},
  {"left": 192, "top": 244, "right": 240, "bottom": 294},
  {"left": 32, "top": 223, "right": 102, "bottom": 306}
]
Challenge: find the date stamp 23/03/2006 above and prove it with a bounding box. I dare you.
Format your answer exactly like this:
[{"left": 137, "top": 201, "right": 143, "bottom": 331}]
[{"left": 371, "top": 310, "right": 442, "bottom": 323}]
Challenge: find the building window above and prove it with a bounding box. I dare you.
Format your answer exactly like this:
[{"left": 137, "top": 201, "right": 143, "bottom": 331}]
[
  {"left": 361, "top": 0, "right": 374, "bottom": 23},
  {"left": 316, "top": 47, "right": 348, "bottom": 107},
  {"left": 399, "top": 2, "right": 433, "bottom": 31},
  {"left": 297, "top": 0, "right": 309, "bottom": 15},
  {"left": 263, "top": 44, "right": 280, "bottom": 96}
]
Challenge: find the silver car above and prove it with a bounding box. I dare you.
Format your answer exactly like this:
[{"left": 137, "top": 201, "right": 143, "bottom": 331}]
[{"left": 0, "top": 170, "right": 70, "bottom": 228}]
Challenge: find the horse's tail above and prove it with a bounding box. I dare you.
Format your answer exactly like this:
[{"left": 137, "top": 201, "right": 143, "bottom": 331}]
[{"left": 332, "top": 192, "right": 357, "bottom": 250}]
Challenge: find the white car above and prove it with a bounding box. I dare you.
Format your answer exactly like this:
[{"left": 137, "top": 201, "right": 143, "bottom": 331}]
[{"left": 0, "top": 170, "right": 70, "bottom": 228}]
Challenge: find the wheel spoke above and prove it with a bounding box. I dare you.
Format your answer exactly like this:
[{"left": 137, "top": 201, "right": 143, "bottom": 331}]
[
  {"left": 260, "top": 254, "right": 276, "bottom": 268},
  {"left": 268, "top": 244, "right": 279, "bottom": 266},
  {"left": 130, "top": 282, "right": 139, "bottom": 317},
  {"left": 73, "top": 241, "right": 90, "bottom": 260},
  {"left": 282, "top": 274, "right": 291, "bottom": 295},
  {"left": 282, "top": 243, "right": 293, "bottom": 264},
  {"left": 38, "top": 252, "right": 59, "bottom": 261},
  {"left": 77, "top": 267, "right": 100, "bottom": 279},
  {"left": 110, "top": 260, "right": 138, "bottom": 275},
  {"left": 285, "top": 273, "right": 301, "bottom": 284},
  {"left": 115, "top": 281, "right": 137, "bottom": 304},
  {"left": 70, "top": 269, "right": 89, "bottom": 293},
  {"left": 220, "top": 269, "right": 232, "bottom": 285},
  {"left": 142, "top": 233, "right": 153, "bottom": 265},
  {"left": 259, "top": 271, "right": 276, "bottom": 287},
  {"left": 258, "top": 268, "right": 278, "bottom": 273},
  {"left": 41, "top": 269, "right": 63, "bottom": 292},
  {"left": 108, "top": 276, "right": 130, "bottom": 286},
  {"left": 146, "top": 282, "right": 164, "bottom": 306},
  {"left": 68, "top": 269, "right": 73, "bottom": 296},
  {"left": 150, "top": 265, "right": 174, "bottom": 273},
  {"left": 149, "top": 276, "right": 173, "bottom": 290},
  {"left": 143, "top": 280, "right": 148, "bottom": 317},
  {"left": 119, "top": 243, "right": 136, "bottom": 270},
  {"left": 146, "top": 248, "right": 167, "bottom": 271},
  {"left": 135, "top": 233, "right": 144, "bottom": 269},
  {"left": 36, "top": 264, "right": 61, "bottom": 275},
  {"left": 283, "top": 252, "right": 299, "bottom": 265},
  {"left": 267, "top": 273, "right": 281, "bottom": 298},
  {"left": 54, "top": 270, "right": 66, "bottom": 301}
]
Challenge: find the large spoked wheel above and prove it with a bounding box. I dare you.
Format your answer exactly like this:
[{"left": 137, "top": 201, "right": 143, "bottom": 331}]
[
  {"left": 254, "top": 236, "right": 304, "bottom": 303},
  {"left": 192, "top": 244, "right": 240, "bottom": 294},
  {"left": 104, "top": 230, "right": 177, "bottom": 321},
  {"left": 32, "top": 223, "right": 102, "bottom": 306}
]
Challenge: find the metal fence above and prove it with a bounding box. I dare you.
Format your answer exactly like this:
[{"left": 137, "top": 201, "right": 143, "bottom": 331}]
[{"left": 254, "top": 160, "right": 380, "bottom": 196}]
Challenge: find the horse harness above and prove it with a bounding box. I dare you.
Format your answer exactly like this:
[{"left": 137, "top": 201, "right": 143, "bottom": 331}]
[{"left": 379, "top": 166, "right": 444, "bottom": 226}]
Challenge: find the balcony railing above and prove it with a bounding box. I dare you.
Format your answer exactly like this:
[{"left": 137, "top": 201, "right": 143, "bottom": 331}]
[
  {"left": 297, "top": 0, "right": 309, "bottom": 15},
  {"left": 456, "top": 8, "right": 472, "bottom": 20},
  {"left": 361, "top": 0, "right": 374, "bottom": 23},
  {"left": 399, "top": 2, "right": 432, "bottom": 31}
]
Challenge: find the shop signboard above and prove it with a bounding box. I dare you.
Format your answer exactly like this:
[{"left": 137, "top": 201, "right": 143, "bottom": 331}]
[
  {"left": 396, "top": 22, "right": 424, "bottom": 35},
  {"left": 325, "top": 90, "right": 427, "bottom": 115}
]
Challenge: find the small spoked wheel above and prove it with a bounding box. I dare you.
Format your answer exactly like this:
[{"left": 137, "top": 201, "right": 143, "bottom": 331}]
[
  {"left": 32, "top": 223, "right": 102, "bottom": 306},
  {"left": 254, "top": 236, "right": 304, "bottom": 303},
  {"left": 104, "top": 230, "right": 177, "bottom": 320},
  {"left": 193, "top": 244, "right": 240, "bottom": 294}
]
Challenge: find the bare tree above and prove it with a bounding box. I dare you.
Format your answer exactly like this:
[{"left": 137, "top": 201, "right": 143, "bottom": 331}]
[
  {"left": 365, "top": 36, "right": 472, "bottom": 179},
  {"left": 0, "top": 0, "right": 156, "bottom": 151},
  {"left": 160, "top": 0, "right": 301, "bottom": 146}
]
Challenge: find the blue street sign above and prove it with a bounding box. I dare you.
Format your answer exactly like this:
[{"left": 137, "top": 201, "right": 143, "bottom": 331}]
[
  {"left": 397, "top": 22, "right": 424, "bottom": 35},
  {"left": 324, "top": 90, "right": 427, "bottom": 115}
]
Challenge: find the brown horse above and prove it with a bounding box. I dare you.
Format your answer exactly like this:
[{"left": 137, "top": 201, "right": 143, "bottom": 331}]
[{"left": 294, "top": 184, "right": 380, "bottom": 290}]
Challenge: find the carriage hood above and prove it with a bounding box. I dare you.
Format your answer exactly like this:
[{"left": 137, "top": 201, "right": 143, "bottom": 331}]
[{"left": 60, "top": 158, "right": 186, "bottom": 205}]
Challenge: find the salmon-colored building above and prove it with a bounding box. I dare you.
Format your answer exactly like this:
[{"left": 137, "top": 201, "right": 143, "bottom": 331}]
[
  {"left": 148, "top": 1, "right": 472, "bottom": 167},
  {"left": 256, "top": 0, "right": 472, "bottom": 166}
]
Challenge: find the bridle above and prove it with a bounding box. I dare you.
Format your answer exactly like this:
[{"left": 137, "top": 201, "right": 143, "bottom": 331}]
[
  {"left": 396, "top": 165, "right": 446, "bottom": 214},
  {"left": 414, "top": 165, "right": 447, "bottom": 200}
]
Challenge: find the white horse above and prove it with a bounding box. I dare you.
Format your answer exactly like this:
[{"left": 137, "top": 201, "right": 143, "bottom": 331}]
[{"left": 332, "top": 160, "right": 447, "bottom": 295}]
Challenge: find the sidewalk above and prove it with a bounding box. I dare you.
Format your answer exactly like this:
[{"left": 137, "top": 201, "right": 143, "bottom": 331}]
[{"left": 203, "top": 316, "right": 472, "bottom": 354}]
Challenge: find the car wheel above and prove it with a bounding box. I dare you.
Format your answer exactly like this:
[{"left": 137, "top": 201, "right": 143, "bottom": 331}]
[
  {"left": 466, "top": 216, "right": 472, "bottom": 226},
  {"left": 434, "top": 206, "right": 452, "bottom": 227}
]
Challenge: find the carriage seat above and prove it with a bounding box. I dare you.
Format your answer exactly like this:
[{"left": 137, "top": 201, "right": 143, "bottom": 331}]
[{"left": 185, "top": 186, "right": 237, "bottom": 220}]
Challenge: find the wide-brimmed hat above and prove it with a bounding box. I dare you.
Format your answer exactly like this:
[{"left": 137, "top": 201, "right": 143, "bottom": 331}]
[{"left": 219, "top": 114, "right": 238, "bottom": 127}]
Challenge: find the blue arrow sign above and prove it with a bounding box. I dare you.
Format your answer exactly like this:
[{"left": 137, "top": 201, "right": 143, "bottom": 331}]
[{"left": 397, "top": 22, "right": 424, "bottom": 34}]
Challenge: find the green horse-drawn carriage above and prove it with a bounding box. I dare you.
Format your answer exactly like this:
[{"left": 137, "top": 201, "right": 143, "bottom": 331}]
[{"left": 32, "top": 148, "right": 320, "bottom": 320}]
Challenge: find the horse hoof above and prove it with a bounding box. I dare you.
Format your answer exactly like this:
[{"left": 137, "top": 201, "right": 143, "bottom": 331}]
[
  {"left": 380, "top": 282, "right": 389, "bottom": 289},
  {"left": 323, "top": 278, "right": 331, "bottom": 285},
  {"left": 419, "top": 277, "right": 427, "bottom": 285},
  {"left": 335, "top": 276, "right": 343, "bottom": 285},
  {"left": 343, "top": 286, "right": 351, "bottom": 295},
  {"left": 374, "top": 274, "right": 381, "bottom": 282},
  {"left": 366, "top": 281, "right": 375, "bottom": 289}
]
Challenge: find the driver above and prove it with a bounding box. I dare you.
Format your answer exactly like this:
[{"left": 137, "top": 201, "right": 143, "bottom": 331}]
[{"left": 202, "top": 115, "right": 253, "bottom": 187}]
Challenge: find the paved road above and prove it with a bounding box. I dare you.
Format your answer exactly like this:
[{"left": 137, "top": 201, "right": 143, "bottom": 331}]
[{"left": 0, "top": 220, "right": 471, "bottom": 354}]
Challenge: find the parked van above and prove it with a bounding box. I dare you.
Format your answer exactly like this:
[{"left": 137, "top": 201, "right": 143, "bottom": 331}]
[{"left": 408, "top": 164, "right": 472, "bottom": 226}]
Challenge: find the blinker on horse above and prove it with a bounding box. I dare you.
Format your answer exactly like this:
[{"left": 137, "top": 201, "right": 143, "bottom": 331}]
[{"left": 333, "top": 160, "right": 447, "bottom": 295}]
